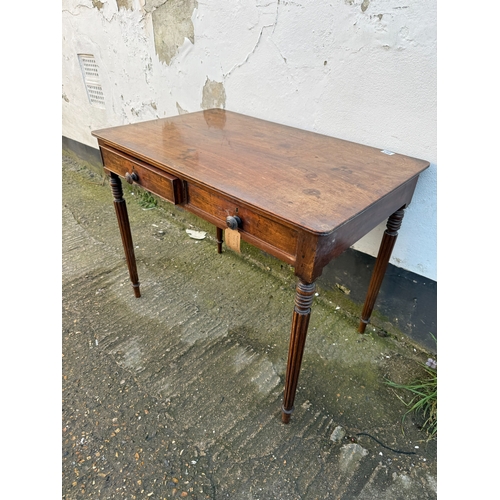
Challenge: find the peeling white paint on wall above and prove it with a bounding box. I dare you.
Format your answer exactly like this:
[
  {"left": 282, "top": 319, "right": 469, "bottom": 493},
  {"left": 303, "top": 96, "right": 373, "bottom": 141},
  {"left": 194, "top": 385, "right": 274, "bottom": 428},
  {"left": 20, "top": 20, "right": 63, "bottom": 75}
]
[{"left": 62, "top": 0, "right": 437, "bottom": 281}]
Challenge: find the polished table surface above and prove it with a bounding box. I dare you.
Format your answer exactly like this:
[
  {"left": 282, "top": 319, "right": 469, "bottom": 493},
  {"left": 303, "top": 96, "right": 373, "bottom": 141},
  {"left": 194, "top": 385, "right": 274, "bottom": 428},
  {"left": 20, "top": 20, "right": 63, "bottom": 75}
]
[{"left": 92, "top": 109, "right": 429, "bottom": 423}]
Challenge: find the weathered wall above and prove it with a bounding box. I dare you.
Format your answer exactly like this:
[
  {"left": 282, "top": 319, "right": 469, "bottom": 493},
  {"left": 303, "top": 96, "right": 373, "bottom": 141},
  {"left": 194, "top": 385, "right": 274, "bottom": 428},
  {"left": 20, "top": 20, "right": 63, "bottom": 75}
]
[{"left": 62, "top": 0, "right": 437, "bottom": 281}]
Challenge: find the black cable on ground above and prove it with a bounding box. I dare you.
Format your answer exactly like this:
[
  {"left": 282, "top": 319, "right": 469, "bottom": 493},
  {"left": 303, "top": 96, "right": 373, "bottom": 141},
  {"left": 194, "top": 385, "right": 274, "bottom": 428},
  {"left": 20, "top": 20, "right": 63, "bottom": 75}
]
[{"left": 356, "top": 433, "right": 417, "bottom": 455}]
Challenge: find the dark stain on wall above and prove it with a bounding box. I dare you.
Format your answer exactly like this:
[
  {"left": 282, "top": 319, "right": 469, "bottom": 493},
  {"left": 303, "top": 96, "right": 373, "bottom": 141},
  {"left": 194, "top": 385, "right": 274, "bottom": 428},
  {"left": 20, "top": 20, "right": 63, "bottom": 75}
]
[{"left": 116, "top": 0, "right": 134, "bottom": 10}]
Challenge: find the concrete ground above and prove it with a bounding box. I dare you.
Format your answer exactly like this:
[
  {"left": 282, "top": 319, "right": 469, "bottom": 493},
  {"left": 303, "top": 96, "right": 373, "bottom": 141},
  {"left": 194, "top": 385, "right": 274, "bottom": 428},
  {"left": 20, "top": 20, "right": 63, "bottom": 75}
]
[{"left": 62, "top": 153, "right": 437, "bottom": 499}]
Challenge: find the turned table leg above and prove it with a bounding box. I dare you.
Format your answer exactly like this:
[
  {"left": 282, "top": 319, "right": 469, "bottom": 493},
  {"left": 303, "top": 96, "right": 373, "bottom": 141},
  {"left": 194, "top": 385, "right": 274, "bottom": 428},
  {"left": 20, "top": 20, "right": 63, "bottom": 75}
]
[
  {"left": 282, "top": 279, "right": 316, "bottom": 423},
  {"left": 216, "top": 227, "right": 223, "bottom": 254},
  {"left": 110, "top": 172, "right": 141, "bottom": 298},
  {"left": 358, "top": 207, "right": 405, "bottom": 333}
]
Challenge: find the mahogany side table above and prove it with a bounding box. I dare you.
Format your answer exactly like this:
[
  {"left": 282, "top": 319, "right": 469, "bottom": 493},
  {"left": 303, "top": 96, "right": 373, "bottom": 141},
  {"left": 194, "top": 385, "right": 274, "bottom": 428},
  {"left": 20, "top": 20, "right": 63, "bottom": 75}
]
[{"left": 92, "top": 109, "right": 429, "bottom": 423}]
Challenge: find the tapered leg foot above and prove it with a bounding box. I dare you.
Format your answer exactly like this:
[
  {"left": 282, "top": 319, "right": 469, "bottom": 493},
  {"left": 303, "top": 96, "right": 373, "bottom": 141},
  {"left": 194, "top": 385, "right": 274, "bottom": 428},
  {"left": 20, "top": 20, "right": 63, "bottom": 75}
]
[
  {"left": 216, "top": 227, "right": 223, "bottom": 254},
  {"left": 282, "top": 279, "right": 316, "bottom": 423},
  {"left": 358, "top": 207, "right": 405, "bottom": 332},
  {"left": 110, "top": 172, "right": 141, "bottom": 298}
]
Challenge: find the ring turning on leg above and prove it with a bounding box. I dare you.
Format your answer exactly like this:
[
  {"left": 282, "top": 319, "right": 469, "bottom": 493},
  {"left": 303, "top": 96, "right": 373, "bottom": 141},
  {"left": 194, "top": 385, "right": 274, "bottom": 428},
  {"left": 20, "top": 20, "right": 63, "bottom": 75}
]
[
  {"left": 110, "top": 172, "right": 141, "bottom": 298},
  {"left": 216, "top": 226, "right": 223, "bottom": 254},
  {"left": 282, "top": 279, "right": 316, "bottom": 423},
  {"left": 358, "top": 207, "right": 405, "bottom": 333}
]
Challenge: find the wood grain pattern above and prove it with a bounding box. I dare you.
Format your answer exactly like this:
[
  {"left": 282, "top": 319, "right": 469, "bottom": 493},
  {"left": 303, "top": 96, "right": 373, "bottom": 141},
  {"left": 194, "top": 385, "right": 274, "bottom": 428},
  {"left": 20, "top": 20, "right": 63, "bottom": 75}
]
[
  {"left": 186, "top": 182, "right": 298, "bottom": 265},
  {"left": 93, "top": 109, "right": 430, "bottom": 424},
  {"left": 92, "top": 109, "right": 429, "bottom": 235},
  {"left": 101, "top": 144, "right": 183, "bottom": 205}
]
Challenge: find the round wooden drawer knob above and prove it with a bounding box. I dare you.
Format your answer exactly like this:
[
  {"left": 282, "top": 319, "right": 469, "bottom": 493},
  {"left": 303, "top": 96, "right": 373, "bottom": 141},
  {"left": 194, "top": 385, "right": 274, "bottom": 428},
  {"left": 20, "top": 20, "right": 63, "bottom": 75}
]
[
  {"left": 125, "top": 172, "right": 138, "bottom": 184},
  {"left": 226, "top": 215, "right": 242, "bottom": 230}
]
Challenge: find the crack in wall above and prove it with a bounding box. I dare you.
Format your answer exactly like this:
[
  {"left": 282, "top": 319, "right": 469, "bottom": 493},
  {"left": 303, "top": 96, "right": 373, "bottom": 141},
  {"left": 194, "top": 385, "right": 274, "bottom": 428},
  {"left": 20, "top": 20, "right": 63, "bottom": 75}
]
[
  {"left": 62, "top": 3, "right": 97, "bottom": 16},
  {"left": 223, "top": 23, "right": 273, "bottom": 78},
  {"left": 223, "top": 0, "right": 281, "bottom": 78}
]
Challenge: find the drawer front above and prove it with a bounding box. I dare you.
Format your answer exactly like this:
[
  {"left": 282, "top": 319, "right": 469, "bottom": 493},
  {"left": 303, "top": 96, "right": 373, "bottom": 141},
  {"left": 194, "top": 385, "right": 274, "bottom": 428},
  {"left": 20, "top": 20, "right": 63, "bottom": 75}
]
[
  {"left": 186, "top": 183, "right": 298, "bottom": 263},
  {"left": 100, "top": 145, "right": 183, "bottom": 205}
]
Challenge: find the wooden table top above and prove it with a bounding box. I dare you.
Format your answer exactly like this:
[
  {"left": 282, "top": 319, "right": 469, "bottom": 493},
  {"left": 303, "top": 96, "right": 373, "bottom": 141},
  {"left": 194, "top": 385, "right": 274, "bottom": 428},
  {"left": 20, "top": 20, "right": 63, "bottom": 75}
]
[{"left": 92, "top": 109, "right": 429, "bottom": 234}]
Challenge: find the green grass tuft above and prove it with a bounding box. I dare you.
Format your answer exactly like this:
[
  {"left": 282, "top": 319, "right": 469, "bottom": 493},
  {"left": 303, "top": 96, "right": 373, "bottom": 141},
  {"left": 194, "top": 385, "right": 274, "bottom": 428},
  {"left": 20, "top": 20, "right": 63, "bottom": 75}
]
[
  {"left": 386, "top": 334, "right": 437, "bottom": 439},
  {"left": 386, "top": 363, "right": 437, "bottom": 439},
  {"left": 136, "top": 190, "right": 158, "bottom": 209}
]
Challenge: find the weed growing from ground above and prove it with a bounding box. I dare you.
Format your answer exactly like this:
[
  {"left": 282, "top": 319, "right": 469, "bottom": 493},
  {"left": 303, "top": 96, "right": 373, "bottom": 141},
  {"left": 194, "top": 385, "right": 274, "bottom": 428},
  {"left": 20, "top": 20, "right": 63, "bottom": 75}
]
[
  {"left": 132, "top": 189, "right": 157, "bottom": 209},
  {"left": 386, "top": 363, "right": 437, "bottom": 439},
  {"left": 386, "top": 337, "right": 437, "bottom": 439}
]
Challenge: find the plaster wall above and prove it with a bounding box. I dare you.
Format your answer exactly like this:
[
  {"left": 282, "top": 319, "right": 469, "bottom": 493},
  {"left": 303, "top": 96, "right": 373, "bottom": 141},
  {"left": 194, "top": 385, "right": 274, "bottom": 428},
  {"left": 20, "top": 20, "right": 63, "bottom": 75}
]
[{"left": 62, "top": 0, "right": 437, "bottom": 281}]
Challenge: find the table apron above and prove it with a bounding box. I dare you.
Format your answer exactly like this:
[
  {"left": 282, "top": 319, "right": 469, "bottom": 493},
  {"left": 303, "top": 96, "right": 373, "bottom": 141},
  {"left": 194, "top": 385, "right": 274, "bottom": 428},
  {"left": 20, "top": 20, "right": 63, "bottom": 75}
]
[
  {"left": 100, "top": 145, "right": 183, "bottom": 205},
  {"left": 185, "top": 182, "right": 298, "bottom": 266}
]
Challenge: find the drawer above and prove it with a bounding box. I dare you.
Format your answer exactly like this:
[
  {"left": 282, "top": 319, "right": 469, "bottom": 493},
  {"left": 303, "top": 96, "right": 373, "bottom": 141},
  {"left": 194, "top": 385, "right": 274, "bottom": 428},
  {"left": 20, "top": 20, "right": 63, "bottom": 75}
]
[
  {"left": 100, "top": 144, "right": 183, "bottom": 205},
  {"left": 186, "top": 183, "right": 298, "bottom": 264}
]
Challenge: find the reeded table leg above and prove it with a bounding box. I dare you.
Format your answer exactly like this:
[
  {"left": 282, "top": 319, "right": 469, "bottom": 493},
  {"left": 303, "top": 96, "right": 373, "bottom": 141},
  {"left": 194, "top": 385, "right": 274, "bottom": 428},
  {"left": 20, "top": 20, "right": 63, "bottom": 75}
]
[
  {"left": 282, "top": 279, "right": 316, "bottom": 423},
  {"left": 216, "top": 226, "right": 223, "bottom": 254},
  {"left": 110, "top": 172, "right": 141, "bottom": 298},
  {"left": 358, "top": 207, "right": 405, "bottom": 333}
]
